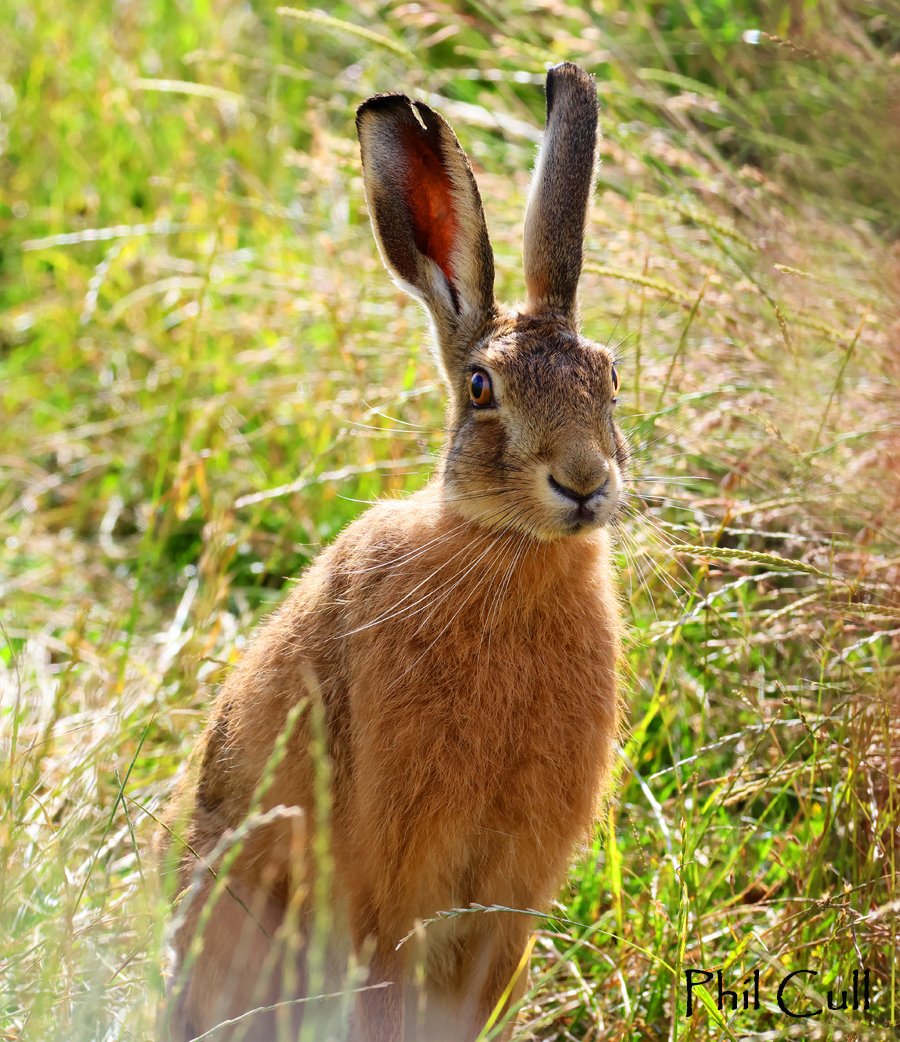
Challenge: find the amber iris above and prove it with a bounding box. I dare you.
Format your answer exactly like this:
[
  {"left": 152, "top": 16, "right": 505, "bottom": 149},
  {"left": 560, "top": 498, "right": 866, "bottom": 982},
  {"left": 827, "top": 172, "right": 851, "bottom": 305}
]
[
  {"left": 469, "top": 369, "right": 494, "bottom": 408},
  {"left": 611, "top": 365, "right": 620, "bottom": 396}
]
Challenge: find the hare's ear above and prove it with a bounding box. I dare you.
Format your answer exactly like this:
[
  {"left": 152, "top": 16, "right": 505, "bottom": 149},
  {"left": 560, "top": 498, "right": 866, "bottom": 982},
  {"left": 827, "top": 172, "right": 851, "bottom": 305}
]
[
  {"left": 523, "top": 63, "right": 599, "bottom": 324},
  {"left": 357, "top": 94, "right": 495, "bottom": 374}
]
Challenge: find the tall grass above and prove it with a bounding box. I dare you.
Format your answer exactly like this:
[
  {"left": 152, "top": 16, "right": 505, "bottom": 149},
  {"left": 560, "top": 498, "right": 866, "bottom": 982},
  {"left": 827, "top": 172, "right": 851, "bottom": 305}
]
[{"left": 1, "top": 1, "right": 897, "bottom": 1039}]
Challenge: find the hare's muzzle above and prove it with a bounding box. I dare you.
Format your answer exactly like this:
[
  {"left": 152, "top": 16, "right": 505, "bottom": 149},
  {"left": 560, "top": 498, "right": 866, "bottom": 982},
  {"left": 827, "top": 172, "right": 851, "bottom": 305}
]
[{"left": 543, "top": 450, "right": 621, "bottom": 534}]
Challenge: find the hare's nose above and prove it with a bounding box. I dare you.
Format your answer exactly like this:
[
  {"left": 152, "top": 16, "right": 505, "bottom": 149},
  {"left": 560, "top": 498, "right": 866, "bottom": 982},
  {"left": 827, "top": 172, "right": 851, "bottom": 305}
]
[{"left": 548, "top": 473, "right": 609, "bottom": 504}]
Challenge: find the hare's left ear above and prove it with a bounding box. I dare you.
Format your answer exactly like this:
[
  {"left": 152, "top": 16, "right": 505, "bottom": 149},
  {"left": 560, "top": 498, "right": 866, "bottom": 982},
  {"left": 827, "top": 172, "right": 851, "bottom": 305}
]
[
  {"left": 357, "top": 94, "right": 495, "bottom": 376},
  {"left": 523, "top": 63, "right": 599, "bottom": 325}
]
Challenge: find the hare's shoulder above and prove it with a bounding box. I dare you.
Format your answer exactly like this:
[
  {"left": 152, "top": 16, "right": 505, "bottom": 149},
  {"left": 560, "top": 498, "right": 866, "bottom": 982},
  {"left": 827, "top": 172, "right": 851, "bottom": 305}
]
[{"left": 312, "top": 487, "right": 451, "bottom": 581}]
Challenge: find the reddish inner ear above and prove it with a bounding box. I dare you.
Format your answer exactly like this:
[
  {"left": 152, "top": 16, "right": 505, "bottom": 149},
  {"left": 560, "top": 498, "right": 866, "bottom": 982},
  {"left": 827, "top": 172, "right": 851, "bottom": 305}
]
[{"left": 400, "top": 123, "right": 459, "bottom": 288}]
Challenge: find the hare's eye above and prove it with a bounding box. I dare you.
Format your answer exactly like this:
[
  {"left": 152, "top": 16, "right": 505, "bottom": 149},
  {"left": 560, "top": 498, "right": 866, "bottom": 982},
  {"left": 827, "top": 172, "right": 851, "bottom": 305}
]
[
  {"left": 469, "top": 369, "right": 494, "bottom": 408},
  {"left": 611, "top": 365, "right": 621, "bottom": 397}
]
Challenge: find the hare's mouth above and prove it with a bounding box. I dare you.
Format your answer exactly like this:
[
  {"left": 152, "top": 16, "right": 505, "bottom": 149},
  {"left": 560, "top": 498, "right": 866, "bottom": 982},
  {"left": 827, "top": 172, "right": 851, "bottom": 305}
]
[
  {"left": 563, "top": 509, "right": 604, "bottom": 536},
  {"left": 536, "top": 465, "right": 622, "bottom": 538},
  {"left": 568, "top": 504, "right": 600, "bottom": 526}
]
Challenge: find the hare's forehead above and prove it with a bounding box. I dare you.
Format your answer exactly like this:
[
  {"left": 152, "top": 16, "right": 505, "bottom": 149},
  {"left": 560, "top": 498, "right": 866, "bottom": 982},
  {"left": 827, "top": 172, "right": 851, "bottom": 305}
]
[{"left": 478, "top": 333, "right": 613, "bottom": 397}]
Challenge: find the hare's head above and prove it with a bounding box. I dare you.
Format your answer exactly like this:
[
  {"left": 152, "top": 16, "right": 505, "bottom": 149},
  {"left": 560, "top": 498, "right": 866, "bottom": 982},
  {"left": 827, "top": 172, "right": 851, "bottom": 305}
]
[{"left": 357, "top": 63, "right": 627, "bottom": 541}]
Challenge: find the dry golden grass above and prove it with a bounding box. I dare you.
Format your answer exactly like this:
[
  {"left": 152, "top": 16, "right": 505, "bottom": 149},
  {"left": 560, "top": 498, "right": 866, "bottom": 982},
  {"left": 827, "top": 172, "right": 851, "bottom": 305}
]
[{"left": 1, "top": 1, "right": 897, "bottom": 1039}]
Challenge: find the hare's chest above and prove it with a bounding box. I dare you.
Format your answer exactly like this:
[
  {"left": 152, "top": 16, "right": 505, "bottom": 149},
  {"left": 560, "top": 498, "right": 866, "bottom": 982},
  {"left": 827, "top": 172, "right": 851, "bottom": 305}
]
[
  {"left": 357, "top": 577, "right": 614, "bottom": 738},
  {"left": 350, "top": 586, "right": 618, "bottom": 826},
  {"left": 342, "top": 546, "right": 619, "bottom": 923}
]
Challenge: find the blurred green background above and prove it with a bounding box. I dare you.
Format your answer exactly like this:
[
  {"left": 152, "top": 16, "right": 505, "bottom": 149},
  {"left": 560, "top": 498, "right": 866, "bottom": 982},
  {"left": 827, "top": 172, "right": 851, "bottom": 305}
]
[{"left": 1, "top": 1, "right": 898, "bottom": 1039}]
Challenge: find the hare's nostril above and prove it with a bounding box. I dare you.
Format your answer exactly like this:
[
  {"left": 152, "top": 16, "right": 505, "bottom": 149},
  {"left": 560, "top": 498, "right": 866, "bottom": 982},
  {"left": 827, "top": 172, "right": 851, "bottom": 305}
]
[{"left": 548, "top": 474, "right": 608, "bottom": 504}]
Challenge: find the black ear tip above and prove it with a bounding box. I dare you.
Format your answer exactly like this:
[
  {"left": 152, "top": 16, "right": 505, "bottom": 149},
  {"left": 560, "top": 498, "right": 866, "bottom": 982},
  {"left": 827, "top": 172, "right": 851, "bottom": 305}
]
[
  {"left": 548, "top": 61, "right": 591, "bottom": 77},
  {"left": 356, "top": 93, "right": 441, "bottom": 138},
  {"left": 356, "top": 92, "right": 413, "bottom": 131},
  {"left": 545, "top": 62, "right": 596, "bottom": 116}
]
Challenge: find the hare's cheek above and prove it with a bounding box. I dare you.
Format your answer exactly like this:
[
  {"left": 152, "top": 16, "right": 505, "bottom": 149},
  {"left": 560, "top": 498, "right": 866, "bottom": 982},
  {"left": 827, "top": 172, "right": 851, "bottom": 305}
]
[
  {"left": 471, "top": 416, "right": 509, "bottom": 467},
  {"left": 445, "top": 419, "right": 507, "bottom": 487}
]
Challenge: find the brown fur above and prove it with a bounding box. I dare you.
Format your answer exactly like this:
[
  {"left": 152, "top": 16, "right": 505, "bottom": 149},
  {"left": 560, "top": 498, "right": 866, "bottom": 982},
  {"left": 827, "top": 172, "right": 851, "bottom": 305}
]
[
  {"left": 163, "top": 63, "right": 625, "bottom": 1042},
  {"left": 523, "top": 63, "right": 598, "bottom": 322}
]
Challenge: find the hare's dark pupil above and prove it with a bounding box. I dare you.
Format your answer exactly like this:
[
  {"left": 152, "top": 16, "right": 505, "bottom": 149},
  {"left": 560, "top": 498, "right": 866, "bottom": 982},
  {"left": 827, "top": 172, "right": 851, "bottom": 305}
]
[{"left": 472, "top": 374, "right": 483, "bottom": 395}]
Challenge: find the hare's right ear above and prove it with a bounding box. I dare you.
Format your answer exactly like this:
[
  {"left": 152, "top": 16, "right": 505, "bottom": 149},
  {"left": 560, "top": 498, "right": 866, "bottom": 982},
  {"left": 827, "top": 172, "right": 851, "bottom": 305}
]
[{"left": 357, "top": 95, "right": 495, "bottom": 376}]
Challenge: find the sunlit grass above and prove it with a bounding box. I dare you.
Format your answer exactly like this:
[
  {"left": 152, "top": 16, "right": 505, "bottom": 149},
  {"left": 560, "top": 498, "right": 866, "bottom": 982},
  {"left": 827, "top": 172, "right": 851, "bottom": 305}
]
[{"left": 1, "top": 1, "right": 897, "bottom": 1040}]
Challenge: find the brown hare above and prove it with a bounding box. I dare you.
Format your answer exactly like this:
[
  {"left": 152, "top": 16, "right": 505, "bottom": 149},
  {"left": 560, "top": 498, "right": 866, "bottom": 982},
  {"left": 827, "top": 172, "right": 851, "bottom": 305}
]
[{"left": 163, "top": 61, "right": 626, "bottom": 1042}]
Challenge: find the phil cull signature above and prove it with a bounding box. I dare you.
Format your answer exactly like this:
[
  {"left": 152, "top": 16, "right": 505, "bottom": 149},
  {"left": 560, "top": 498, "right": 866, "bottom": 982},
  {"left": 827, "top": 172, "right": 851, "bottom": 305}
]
[{"left": 685, "top": 967, "right": 874, "bottom": 1019}]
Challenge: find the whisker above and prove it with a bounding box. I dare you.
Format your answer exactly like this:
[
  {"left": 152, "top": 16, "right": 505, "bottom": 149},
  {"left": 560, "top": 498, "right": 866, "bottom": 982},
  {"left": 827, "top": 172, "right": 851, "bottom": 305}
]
[
  {"left": 395, "top": 519, "right": 535, "bottom": 684},
  {"left": 481, "top": 526, "right": 532, "bottom": 667},
  {"left": 334, "top": 524, "right": 498, "bottom": 639},
  {"left": 603, "top": 279, "right": 636, "bottom": 352},
  {"left": 611, "top": 295, "right": 675, "bottom": 355}
]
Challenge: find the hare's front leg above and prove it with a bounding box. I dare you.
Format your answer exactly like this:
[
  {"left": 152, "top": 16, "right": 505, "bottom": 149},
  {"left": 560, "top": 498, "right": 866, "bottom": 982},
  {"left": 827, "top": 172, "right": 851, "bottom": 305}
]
[
  {"left": 470, "top": 930, "right": 532, "bottom": 1042},
  {"left": 388, "top": 917, "right": 531, "bottom": 1042},
  {"left": 350, "top": 931, "right": 406, "bottom": 1042},
  {"left": 447, "top": 923, "right": 532, "bottom": 1042}
]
